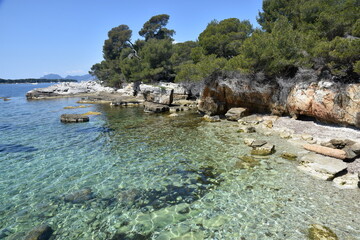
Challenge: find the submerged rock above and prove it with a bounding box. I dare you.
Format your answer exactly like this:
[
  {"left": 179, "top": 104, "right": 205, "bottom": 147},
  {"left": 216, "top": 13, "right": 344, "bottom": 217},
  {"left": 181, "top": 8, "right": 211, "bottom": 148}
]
[
  {"left": 60, "top": 114, "right": 89, "bottom": 123},
  {"left": 235, "top": 155, "right": 260, "bottom": 169},
  {"left": 82, "top": 111, "right": 102, "bottom": 116},
  {"left": 63, "top": 105, "right": 90, "bottom": 109},
  {"left": 63, "top": 188, "right": 94, "bottom": 203},
  {"left": 24, "top": 224, "right": 53, "bottom": 240},
  {"left": 298, "top": 153, "right": 347, "bottom": 180},
  {"left": 308, "top": 224, "right": 338, "bottom": 240},
  {"left": 280, "top": 152, "right": 298, "bottom": 161}
]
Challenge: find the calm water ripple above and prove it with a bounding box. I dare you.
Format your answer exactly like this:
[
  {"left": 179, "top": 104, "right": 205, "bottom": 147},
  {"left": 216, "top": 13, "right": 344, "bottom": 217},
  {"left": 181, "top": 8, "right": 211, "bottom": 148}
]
[{"left": 0, "top": 84, "right": 360, "bottom": 239}]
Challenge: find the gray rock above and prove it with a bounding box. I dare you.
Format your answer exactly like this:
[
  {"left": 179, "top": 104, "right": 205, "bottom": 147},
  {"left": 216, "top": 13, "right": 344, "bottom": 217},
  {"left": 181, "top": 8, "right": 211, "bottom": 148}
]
[
  {"left": 298, "top": 153, "right": 347, "bottom": 180},
  {"left": 139, "top": 84, "right": 174, "bottom": 105},
  {"left": 225, "top": 107, "right": 249, "bottom": 121},
  {"left": 250, "top": 140, "right": 267, "bottom": 148},
  {"left": 159, "top": 82, "right": 189, "bottom": 100},
  {"left": 251, "top": 143, "right": 275, "bottom": 156},
  {"left": 350, "top": 142, "right": 360, "bottom": 155},
  {"left": 63, "top": 188, "right": 94, "bottom": 203},
  {"left": 144, "top": 102, "right": 170, "bottom": 113},
  {"left": 24, "top": 224, "right": 53, "bottom": 240},
  {"left": 347, "top": 158, "right": 360, "bottom": 174},
  {"left": 26, "top": 81, "right": 114, "bottom": 99},
  {"left": 333, "top": 173, "right": 359, "bottom": 189},
  {"left": 60, "top": 114, "right": 89, "bottom": 123},
  {"left": 203, "top": 115, "right": 221, "bottom": 122}
]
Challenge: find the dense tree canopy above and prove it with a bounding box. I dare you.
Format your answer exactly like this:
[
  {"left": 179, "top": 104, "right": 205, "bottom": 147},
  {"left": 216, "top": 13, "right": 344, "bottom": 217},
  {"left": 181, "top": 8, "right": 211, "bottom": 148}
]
[
  {"left": 91, "top": 2, "right": 360, "bottom": 87},
  {"left": 198, "top": 18, "right": 253, "bottom": 58},
  {"left": 139, "top": 14, "right": 175, "bottom": 41}
]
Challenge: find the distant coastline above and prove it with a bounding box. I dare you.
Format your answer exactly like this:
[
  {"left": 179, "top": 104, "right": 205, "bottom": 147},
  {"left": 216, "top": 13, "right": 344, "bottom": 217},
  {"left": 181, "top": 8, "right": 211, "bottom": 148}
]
[{"left": 0, "top": 78, "right": 77, "bottom": 84}]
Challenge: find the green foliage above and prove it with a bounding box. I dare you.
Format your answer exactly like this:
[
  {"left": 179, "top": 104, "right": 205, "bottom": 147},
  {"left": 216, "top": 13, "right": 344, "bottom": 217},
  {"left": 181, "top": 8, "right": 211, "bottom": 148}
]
[
  {"left": 226, "top": 18, "right": 307, "bottom": 76},
  {"left": 198, "top": 18, "right": 253, "bottom": 58},
  {"left": 170, "top": 41, "right": 198, "bottom": 67},
  {"left": 352, "top": 19, "right": 360, "bottom": 37},
  {"left": 313, "top": 37, "right": 360, "bottom": 76},
  {"left": 91, "top": 4, "right": 360, "bottom": 86},
  {"left": 139, "top": 14, "right": 175, "bottom": 41},
  {"left": 354, "top": 61, "right": 360, "bottom": 74},
  {"left": 103, "top": 25, "right": 132, "bottom": 60},
  {"left": 175, "top": 55, "right": 227, "bottom": 82},
  {"left": 90, "top": 60, "right": 124, "bottom": 88},
  {"left": 258, "top": 0, "right": 360, "bottom": 40}
]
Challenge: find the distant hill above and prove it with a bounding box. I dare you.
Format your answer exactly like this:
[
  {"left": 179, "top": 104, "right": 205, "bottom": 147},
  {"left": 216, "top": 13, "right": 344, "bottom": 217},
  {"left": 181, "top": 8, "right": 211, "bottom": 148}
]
[
  {"left": 64, "top": 74, "right": 95, "bottom": 81},
  {"left": 39, "top": 73, "right": 95, "bottom": 81},
  {"left": 40, "top": 74, "right": 63, "bottom": 79},
  {"left": 0, "top": 78, "right": 77, "bottom": 84}
]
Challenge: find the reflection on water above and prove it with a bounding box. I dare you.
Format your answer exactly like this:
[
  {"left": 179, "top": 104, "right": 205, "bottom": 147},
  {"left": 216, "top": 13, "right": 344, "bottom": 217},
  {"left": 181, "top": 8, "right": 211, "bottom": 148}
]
[{"left": 0, "top": 90, "right": 360, "bottom": 239}]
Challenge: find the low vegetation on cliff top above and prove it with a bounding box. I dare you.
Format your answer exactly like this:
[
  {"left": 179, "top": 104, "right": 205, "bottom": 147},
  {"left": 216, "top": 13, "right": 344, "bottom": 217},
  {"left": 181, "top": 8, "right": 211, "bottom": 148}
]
[{"left": 90, "top": 0, "right": 360, "bottom": 87}]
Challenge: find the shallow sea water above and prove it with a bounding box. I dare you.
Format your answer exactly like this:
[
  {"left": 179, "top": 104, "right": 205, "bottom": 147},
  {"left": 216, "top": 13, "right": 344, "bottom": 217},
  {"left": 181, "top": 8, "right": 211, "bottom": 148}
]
[{"left": 1, "top": 84, "right": 360, "bottom": 239}]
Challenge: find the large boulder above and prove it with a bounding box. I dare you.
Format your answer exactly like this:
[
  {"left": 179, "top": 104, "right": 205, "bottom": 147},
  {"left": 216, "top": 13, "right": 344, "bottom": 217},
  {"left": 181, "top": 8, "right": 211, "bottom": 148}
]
[
  {"left": 198, "top": 70, "right": 360, "bottom": 128},
  {"left": 287, "top": 81, "right": 360, "bottom": 127},
  {"left": 144, "top": 102, "right": 170, "bottom": 113},
  {"left": 297, "top": 153, "right": 347, "bottom": 180},
  {"left": 225, "top": 107, "right": 249, "bottom": 121},
  {"left": 139, "top": 84, "right": 173, "bottom": 105},
  {"left": 198, "top": 72, "right": 278, "bottom": 116},
  {"left": 159, "top": 82, "right": 189, "bottom": 100}
]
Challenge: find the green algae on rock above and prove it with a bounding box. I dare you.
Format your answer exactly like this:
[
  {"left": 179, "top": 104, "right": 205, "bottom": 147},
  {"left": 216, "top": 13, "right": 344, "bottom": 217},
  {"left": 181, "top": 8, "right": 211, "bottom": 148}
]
[
  {"left": 280, "top": 152, "right": 298, "bottom": 161},
  {"left": 308, "top": 224, "right": 338, "bottom": 240}
]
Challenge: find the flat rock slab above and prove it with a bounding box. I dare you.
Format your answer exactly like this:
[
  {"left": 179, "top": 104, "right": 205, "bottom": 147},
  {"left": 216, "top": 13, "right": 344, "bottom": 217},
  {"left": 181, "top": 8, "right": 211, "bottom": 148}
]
[
  {"left": 60, "top": 114, "right": 89, "bottom": 123},
  {"left": 333, "top": 173, "right": 359, "bottom": 189},
  {"left": 144, "top": 102, "right": 170, "bottom": 113},
  {"left": 298, "top": 153, "right": 347, "bottom": 180},
  {"left": 225, "top": 107, "right": 249, "bottom": 121}
]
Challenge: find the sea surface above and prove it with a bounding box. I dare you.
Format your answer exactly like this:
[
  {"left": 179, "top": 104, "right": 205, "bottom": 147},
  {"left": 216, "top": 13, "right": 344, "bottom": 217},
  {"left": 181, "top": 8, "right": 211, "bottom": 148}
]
[{"left": 0, "top": 83, "right": 360, "bottom": 240}]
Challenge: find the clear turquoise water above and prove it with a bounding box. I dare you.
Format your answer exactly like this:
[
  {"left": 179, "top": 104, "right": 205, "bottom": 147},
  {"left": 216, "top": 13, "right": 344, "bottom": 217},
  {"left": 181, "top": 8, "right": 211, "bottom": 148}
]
[{"left": 1, "top": 84, "right": 360, "bottom": 239}]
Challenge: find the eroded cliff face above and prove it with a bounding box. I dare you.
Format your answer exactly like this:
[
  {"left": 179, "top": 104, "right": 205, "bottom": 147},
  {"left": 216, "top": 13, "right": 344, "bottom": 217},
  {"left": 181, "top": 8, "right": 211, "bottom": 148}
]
[{"left": 198, "top": 70, "right": 360, "bottom": 128}]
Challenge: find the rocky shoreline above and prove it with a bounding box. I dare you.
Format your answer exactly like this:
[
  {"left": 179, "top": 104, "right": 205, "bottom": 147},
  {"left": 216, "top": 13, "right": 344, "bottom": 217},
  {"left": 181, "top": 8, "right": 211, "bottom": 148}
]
[{"left": 25, "top": 79, "right": 360, "bottom": 191}]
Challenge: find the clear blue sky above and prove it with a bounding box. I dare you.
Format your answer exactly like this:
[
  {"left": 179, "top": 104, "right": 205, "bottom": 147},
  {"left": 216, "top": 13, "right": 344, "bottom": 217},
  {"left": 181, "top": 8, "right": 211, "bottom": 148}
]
[{"left": 0, "top": 0, "right": 263, "bottom": 79}]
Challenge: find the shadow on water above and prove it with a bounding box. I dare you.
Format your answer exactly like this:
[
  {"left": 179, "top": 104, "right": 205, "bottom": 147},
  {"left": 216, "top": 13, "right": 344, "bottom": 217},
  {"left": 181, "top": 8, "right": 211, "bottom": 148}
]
[
  {"left": 75, "top": 126, "right": 114, "bottom": 134},
  {"left": 0, "top": 144, "right": 37, "bottom": 153}
]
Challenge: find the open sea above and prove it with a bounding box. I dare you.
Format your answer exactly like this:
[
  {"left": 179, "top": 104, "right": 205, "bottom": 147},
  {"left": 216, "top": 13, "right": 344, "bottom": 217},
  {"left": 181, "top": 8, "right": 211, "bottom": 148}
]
[{"left": 0, "top": 83, "right": 360, "bottom": 239}]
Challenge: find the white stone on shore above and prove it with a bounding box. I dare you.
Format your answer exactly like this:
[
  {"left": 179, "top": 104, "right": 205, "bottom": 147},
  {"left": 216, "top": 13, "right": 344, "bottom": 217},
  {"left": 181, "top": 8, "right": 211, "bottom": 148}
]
[
  {"left": 333, "top": 173, "right": 359, "bottom": 189},
  {"left": 26, "top": 81, "right": 115, "bottom": 99}
]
